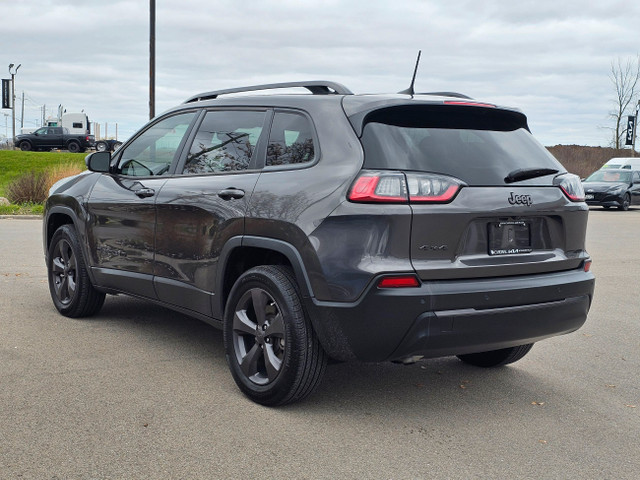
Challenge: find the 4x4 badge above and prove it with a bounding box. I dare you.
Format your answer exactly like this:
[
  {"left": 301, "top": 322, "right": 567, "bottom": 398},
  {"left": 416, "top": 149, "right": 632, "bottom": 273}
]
[{"left": 508, "top": 192, "right": 533, "bottom": 206}]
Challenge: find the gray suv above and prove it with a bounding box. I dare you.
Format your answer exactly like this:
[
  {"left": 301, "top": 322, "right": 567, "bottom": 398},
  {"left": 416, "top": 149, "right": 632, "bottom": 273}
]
[{"left": 44, "top": 81, "right": 595, "bottom": 405}]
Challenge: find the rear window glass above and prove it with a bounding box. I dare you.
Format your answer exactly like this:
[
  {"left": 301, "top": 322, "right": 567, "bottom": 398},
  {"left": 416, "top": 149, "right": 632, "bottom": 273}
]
[{"left": 360, "top": 105, "right": 563, "bottom": 185}]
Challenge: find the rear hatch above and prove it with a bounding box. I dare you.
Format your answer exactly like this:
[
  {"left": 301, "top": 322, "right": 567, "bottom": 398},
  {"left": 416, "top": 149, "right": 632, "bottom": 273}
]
[{"left": 351, "top": 102, "right": 588, "bottom": 280}]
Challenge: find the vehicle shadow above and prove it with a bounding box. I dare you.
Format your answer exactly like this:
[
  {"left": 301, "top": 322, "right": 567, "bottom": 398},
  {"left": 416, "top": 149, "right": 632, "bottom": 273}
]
[{"left": 95, "top": 295, "right": 561, "bottom": 417}]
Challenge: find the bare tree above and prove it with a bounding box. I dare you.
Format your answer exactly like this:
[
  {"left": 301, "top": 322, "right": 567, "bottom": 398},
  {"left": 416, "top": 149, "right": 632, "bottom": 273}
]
[{"left": 609, "top": 56, "right": 640, "bottom": 148}]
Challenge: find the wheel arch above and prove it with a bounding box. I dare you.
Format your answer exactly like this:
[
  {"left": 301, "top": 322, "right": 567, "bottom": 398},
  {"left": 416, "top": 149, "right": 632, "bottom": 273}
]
[
  {"left": 215, "top": 236, "right": 315, "bottom": 319},
  {"left": 44, "top": 205, "right": 96, "bottom": 284}
]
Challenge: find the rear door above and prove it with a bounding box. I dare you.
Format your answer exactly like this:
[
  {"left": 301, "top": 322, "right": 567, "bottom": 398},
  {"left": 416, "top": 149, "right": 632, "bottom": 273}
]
[
  {"left": 359, "top": 104, "right": 589, "bottom": 281},
  {"left": 153, "top": 109, "right": 270, "bottom": 318}
]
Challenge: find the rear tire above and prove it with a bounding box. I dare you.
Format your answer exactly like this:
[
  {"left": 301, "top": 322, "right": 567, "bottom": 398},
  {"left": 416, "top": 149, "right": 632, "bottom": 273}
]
[
  {"left": 47, "top": 225, "right": 105, "bottom": 317},
  {"left": 223, "top": 265, "right": 327, "bottom": 406},
  {"left": 456, "top": 344, "right": 534, "bottom": 367},
  {"left": 95, "top": 141, "right": 108, "bottom": 152},
  {"left": 67, "top": 141, "right": 80, "bottom": 153}
]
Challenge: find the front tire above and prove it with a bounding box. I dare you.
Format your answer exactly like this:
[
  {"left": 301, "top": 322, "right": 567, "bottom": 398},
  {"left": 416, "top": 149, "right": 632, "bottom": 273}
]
[
  {"left": 19, "top": 141, "right": 31, "bottom": 151},
  {"left": 223, "top": 265, "right": 327, "bottom": 406},
  {"left": 47, "top": 225, "right": 105, "bottom": 317},
  {"left": 456, "top": 344, "right": 534, "bottom": 367},
  {"left": 618, "top": 194, "right": 630, "bottom": 211}
]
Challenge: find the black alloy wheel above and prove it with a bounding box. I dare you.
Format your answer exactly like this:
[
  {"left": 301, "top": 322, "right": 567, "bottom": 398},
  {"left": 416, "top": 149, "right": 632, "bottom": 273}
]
[
  {"left": 19, "top": 141, "right": 31, "bottom": 151},
  {"left": 223, "top": 265, "right": 327, "bottom": 406},
  {"left": 618, "top": 193, "right": 630, "bottom": 211},
  {"left": 67, "top": 141, "right": 80, "bottom": 153},
  {"left": 48, "top": 225, "right": 105, "bottom": 317}
]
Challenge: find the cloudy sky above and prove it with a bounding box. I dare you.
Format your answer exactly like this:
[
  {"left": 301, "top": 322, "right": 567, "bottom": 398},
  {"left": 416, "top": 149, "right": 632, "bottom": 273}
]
[{"left": 2, "top": 0, "right": 639, "bottom": 146}]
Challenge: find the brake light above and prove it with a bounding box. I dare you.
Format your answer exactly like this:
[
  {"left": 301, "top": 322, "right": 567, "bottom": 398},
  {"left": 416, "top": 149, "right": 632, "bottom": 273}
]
[
  {"left": 583, "top": 259, "right": 592, "bottom": 272},
  {"left": 444, "top": 101, "right": 496, "bottom": 108},
  {"left": 348, "top": 171, "right": 464, "bottom": 204},
  {"left": 377, "top": 275, "right": 421, "bottom": 288},
  {"left": 348, "top": 172, "right": 408, "bottom": 203},
  {"left": 555, "top": 173, "right": 585, "bottom": 202}
]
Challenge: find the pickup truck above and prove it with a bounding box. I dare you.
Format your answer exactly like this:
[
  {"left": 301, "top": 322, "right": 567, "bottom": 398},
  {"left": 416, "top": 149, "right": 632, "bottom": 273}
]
[{"left": 14, "top": 126, "right": 95, "bottom": 153}]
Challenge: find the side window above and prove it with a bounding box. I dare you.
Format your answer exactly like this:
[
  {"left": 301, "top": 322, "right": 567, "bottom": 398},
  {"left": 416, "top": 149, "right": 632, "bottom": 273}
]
[
  {"left": 266, "top": 111, "right": 315, "bottom": 167},
  {"left": 117, "top": 112, "right": 196, "bottom": 177},
  {"left": 183, "top": 110, "right": 266, "bottom": 174}
]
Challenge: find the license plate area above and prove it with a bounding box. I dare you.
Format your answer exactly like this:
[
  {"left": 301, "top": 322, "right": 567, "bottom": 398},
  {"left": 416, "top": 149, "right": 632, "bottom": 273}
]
[{"left": 488, "top": 221, "right": 532, "bottom": 255}]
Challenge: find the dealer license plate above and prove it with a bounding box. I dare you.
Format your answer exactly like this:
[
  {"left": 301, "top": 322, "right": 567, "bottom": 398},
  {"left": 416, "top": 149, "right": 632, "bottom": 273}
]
[{"left": 488, "top": 221, "right": 532, "bottom": 255}]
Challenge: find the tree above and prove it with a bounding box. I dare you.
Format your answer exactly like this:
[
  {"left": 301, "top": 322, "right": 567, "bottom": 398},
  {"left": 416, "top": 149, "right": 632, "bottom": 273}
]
[{"left": 609, "top": 56, "right": 640, "bottom": 149}]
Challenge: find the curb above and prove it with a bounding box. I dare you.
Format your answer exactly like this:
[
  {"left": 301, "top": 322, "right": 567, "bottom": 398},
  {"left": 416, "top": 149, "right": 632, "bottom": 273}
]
[{"left": 0, "top": 215, "right": 43, "bottom": 220}]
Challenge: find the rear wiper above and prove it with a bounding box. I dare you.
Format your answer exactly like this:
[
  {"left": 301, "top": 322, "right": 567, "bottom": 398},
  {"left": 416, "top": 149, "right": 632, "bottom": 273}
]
[{"left": 504, "top": 168, "right": 559, "bottom": 184}]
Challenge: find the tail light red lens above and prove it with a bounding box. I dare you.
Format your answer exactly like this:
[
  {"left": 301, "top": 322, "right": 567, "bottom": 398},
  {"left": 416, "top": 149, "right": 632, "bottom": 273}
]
[
  {"left": 348, "top": 171, "right": 464, "bottom": 204},
  {"left": 555, "top": 173, "right": 585, "bottom": 202}
]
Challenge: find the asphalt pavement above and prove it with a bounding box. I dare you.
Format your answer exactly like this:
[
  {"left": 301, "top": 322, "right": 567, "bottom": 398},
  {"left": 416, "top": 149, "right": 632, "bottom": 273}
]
[{"left": 0, "top": 210, "right": 638, "bottom": 479}]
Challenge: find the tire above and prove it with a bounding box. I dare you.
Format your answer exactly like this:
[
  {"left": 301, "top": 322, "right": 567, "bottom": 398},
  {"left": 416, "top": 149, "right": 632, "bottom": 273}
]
[
  {"left": 95, "top": 141, "right": 108, "bottom": 152},
  {"left": 19, "top": 141, "right": 31, "bottom": 151},
  {"left": 223, "top": 265, "right": 327, "bottom": 406},
  {"left": 66, "top": 141, "right": 80, "bottom": 153},
  {"left": 456, "top": 344, "right": 534, "bottom": 368},
  {"left": 47, "top": 224, "right": 105, "bottom": 318},
  {"left": 618, "top": 194, "right": 630, "bottom": 211}
]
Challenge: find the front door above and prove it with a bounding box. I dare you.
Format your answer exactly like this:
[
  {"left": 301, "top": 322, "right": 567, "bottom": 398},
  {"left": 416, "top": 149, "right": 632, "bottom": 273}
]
[{"left": 86, "top": 111, "right": 198, "bottom": 298}]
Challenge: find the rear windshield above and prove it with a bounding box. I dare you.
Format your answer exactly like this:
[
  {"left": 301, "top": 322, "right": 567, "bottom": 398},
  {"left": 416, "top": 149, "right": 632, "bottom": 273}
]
[{"left": 360, "top": 105, "right": 563, "bottom": 185}]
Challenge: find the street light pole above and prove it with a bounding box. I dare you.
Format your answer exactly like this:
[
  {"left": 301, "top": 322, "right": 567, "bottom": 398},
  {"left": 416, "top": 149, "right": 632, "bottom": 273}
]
[
  {"left": 149, "top": 0, "right": 155, "bottom": 120},
  {"left": 8, "top": 63, "right": 21, "bottom": 143}
]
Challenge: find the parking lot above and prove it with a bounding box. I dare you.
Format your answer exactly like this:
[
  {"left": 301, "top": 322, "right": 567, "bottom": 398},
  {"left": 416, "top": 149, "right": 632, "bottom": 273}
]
[{"left": 1, "top": 209, "right": 638, "bottom": 479}]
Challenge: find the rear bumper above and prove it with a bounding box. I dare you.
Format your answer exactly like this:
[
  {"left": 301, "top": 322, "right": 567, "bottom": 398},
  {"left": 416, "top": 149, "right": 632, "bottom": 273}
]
[{"left": 307, "top": 267, "right": 595, "bottom": 362}]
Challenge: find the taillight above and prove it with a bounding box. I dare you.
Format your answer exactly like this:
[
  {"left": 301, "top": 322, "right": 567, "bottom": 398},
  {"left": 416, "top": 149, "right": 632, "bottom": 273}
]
[
  {"left": 348, "top": 172, "right": 408, "bottom": 203},
  {"left": 555, "top": 173, "right": 585, "bottom": 202},
  {"left": 377, "top": 275, "right": 421, "bottom": 288},
  {"left": 405, "top": 173, "right": 463, "bottom": 203},
  {"left": 348, "top": 171, "right": 464, "bottom": 204}
]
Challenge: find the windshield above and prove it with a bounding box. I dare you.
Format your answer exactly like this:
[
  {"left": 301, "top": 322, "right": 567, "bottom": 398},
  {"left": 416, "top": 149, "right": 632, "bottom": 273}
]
[
  {"left": 360, "top": 106, "right": 563, "bottom": 185},
  {"left": 585, "top": 170, "right": 631, "bottom": 183}
]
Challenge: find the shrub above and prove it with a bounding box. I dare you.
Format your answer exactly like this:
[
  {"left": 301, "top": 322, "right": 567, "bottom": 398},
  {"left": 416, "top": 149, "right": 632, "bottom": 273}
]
[
  {"left": 6, "top": 170, "right": 49, "bottom": 204},
  {"left": 46, "top": 162, "right": 84, "bottom": 192}
]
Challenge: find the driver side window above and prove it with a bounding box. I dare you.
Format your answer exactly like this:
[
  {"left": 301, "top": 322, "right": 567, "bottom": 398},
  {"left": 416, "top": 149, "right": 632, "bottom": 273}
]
[{"left": 117, "top": 112, "right": 197, "bottom": 176}]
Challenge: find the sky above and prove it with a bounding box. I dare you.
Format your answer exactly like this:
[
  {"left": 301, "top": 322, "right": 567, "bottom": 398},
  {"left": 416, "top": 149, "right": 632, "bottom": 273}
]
[{"left": 2, "top": 0, "right": 639, "bottom": 147}]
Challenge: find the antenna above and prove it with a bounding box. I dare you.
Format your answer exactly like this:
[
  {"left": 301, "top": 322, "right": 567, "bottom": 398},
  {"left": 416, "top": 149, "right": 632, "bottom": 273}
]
[{"left": 399, "top": 50, "right": 422, "bottom": 95}]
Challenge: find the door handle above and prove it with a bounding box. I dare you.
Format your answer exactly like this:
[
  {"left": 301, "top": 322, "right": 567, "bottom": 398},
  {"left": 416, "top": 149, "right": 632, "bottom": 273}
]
[
  {"left": 218, "top": 188, "right": 245, "bottom": 200},
  {"left": 134, "top": 187, "right": 155, "bottom": 198}
]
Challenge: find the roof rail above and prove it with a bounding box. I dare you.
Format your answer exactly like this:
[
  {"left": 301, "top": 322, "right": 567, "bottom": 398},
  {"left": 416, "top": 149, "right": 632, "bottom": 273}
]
[
  {"left": 184, "top": 81, "right": 353, "bottom": 103},
  {"left": 419, "top": 92, "right": 473, "bottom": 100}
]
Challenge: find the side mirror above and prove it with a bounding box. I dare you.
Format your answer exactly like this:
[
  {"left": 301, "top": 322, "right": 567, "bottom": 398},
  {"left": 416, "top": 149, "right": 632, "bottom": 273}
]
[{"left": 85, "top": 151, "right": 111, "bottom": 173}]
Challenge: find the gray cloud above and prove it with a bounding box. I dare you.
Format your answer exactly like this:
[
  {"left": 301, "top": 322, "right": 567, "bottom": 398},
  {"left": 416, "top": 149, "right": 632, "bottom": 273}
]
[{"left": 2, "top": 0, "right": 639, "bottom": 146}]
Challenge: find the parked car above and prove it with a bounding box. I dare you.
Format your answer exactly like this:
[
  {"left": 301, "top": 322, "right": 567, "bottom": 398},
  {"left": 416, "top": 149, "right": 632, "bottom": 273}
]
[
  {"left": 599, "top": 157, "right": 640, "bottom": 170},
  {"left": 43, "top": 80, "right": 595, "bottom": 405},
  {"left": 14, "top": 126, "right": 94, "bottom": 153},
  {"left": 582, "top": 168, "right": 640, "bottom": 210}
]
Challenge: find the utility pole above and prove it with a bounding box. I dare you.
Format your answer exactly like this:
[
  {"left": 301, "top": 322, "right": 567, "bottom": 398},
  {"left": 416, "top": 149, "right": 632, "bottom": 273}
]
[
  {"left": 8, "top": 63, "right": 21, "bottom": 143},
  {"left": 20, "top": 91, "right": 24, "bottom": 128},
  {"left": 149, "top": 0, "right": 155, "bottom": 120}
]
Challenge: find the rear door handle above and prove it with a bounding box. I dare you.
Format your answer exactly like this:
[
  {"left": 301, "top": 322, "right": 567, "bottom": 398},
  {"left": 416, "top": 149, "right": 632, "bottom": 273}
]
[
  {"left": 134, "top": 187, "right": 155, "bottom": 198},
  {"left": 218, "top": 188, "right": 245, "bottom": 200}
]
